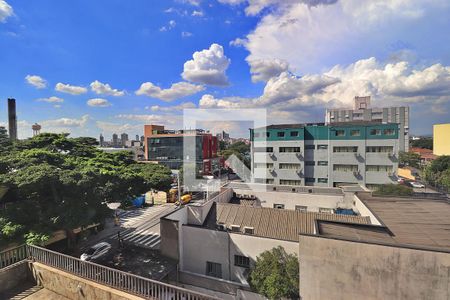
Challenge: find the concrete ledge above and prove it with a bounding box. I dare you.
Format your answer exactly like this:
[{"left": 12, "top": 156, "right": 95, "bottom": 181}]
[
  {"left": 0, "top": 260, "right": 31, "bottom": 293},
  {"left": 31, "top": 262, "right": 144, "bottom": 300}
]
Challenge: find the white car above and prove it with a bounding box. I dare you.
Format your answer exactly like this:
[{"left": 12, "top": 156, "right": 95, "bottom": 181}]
[
  {"left": 410, "top": 182, "right": 425, "bottom": 188},
  {"left": 80, "top": 242, "right": 111, "bottom": 261}
]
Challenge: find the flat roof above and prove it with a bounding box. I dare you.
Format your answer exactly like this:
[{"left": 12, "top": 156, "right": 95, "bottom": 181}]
[
  {"left": 253, "top": 121, "right": 396, "bottom": 130},
  {"left": 203, "top": 203, "right": 371, "bottom": 242},
  {"left": 320, "top": 193, "right": 450, "bottom": 252}
]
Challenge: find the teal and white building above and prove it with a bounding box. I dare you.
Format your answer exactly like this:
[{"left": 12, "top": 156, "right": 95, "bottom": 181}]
[{"left": 250, "top": 122, "right": 399, "bottom": 189}]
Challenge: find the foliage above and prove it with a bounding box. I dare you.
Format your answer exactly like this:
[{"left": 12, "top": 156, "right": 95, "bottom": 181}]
[
  {"left": 423, "top": 155, "right": 450, "bottom": 189},
  {"left": 24, "top": 231, "right": 50, "bottom": 246},
  {"left": 399, "top": 151, "right": 421, "bottom": 168},
  {"left": 411, "top": 138, "right": 433, "bottom": 150},
  {"left": 220, "top": 141, "right": 251, "bottom": 169},
  {"left": 372, "top": 184, "right": 414, "bottom": 197},
  {"left": 0, "top": 127, "right": 11, "bottom": 153},
  {"left": 0, "top": 133, "right": 171, "bottom": 248},
  {"left": 249, "top": 246, "right": 299, "bottom": 300}
]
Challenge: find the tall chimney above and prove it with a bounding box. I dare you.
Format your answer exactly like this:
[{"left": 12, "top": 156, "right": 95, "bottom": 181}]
[{"left": 7, "top": 98, "right": 17, "bottom": 141}]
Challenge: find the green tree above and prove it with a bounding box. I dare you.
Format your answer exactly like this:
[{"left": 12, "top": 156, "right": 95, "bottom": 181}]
[
  {"left": 411, "top": 138, "right": 433, "bottom": 150},
  {"left": 399, "top": 151, "right": 421, "bottom": 168},
  {"left": 220, "top": 141, "right": 251, "bottom": 169},
  {"left": 372, "top": 184, "right": 413, "bottom": 196},
  {"left": 423, "top": 156, "right": 450, "bottom": 189},
  {"left": 249, "top": 246, "right": 299, "bottom": 299}
]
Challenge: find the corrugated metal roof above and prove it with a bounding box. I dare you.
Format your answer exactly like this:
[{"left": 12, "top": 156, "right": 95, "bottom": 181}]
[{"left": 205, "top": 203, "right": 371, "bottom": 242}]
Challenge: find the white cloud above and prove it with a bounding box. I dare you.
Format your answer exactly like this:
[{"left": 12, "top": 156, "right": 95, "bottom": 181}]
[
  {"left": 37, "top": 96, "right": 64, "bottom": 103},
  {"left": 149, "top": 102, "right": 197, "bottom": 112},
  {"left": 25, "top": 75, "right": 47, "bottom": 89},
  {"left": 160, "top": 20, "right": 177, "bottom": 32},
  {"left": 199, "top": 94, "right": 248, "bottom": 108},
  {"left": 229, "top": 37, "right": 247, "bottom": 47},
  {"left": 135, "top": 81, "right": 204, "bottom": 101},
  {"left": 87, "top": 98, "right": 111, "bottom": 107},
  {"left": 55, "top": 82, "right": 87, "bottom": 95},
  {"left": 248, "top": 58, "right": 289, "bottom": 82},
  {"left": 41, "top": 115, "right": 90, "bottom": 128},
  {"left": 192, "top": 10, "right": 204, "bottom": 16},
  {"left": 0, "top": 0, "right": 13, "bottom": 23},
  {"left": 182, "top": 31, "right": 193, "bottom": 38},
  {"left": 182, "top": 43, "right": 231, "bottom": 86},
  {"left": 96, "top": 121, "right": 142, "bottom": 134},
  {"left": 116, "top": 114, "right": 179, "bottom": 125},
  {"left": 90, "top": 80, "right": 125, "bottom": 96}
]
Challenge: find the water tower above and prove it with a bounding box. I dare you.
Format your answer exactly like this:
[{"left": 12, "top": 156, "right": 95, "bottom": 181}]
[{"left": 32, "top": 123, "right": 41, "bottom": 136}]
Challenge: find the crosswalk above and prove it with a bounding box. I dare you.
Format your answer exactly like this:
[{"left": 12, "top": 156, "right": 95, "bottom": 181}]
[{"left": 111, "top": 205, "right": 174, "bottom": 249}]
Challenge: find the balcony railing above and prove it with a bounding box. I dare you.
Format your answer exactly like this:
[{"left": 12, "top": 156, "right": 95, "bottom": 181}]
[
  {"left": 0, "top": 244, "right": 28, "bottom": 269},
  {"left": 2, "top": 244, "right": 218, "bottom": 300}
]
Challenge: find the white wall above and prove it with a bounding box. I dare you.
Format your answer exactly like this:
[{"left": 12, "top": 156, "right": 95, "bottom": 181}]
[{"left": 352, "top": 194, "right": 382, "bottom": 225}]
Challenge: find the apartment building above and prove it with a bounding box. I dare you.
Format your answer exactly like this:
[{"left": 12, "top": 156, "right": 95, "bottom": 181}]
[
  {"left": 325, "top": 96, "right": 409, "bottom": 152},
  {"left": 250, "top": 122, "right": 399, "bottom": 189},
  {"left": 143, "top": 124, "right": 221, "bottom": 175}
]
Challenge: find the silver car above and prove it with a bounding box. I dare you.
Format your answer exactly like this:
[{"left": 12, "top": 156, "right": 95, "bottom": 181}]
[{"left": 80, "top": 242, "right": 111, "bottom": 261}]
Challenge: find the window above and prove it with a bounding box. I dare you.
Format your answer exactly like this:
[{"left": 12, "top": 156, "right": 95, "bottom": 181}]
[
  {"left": 273, "top": 204, "right": 285, "bottom": 209},
  {"left": 350, "top": 130, "right": 360, "bottom": 136},
  {"left": 319, "top": 208, "right": 333, "bottom": 214},
  {"left": 305, "top": 161, "right": 315, "bottom": 166},
  {"left": 279, "top": 147, "right": 301, "bottom": 153},
  {"left": 280, "top": 180, "right": 301, "bottom": 186},
  {"left": 279, "top": 163, "right": 301, "bottom": 169},
  {"left": 295, "top": 205, "right": 307, "bottom": 212},
  {"left": 318, "top": 178, "right": 328, "bottom": 183},
  {"left": 206, "top": 262, "right": 222, "bottom": 278},
  {"left": 370, "top": 129, "right": 381, "bottom": 135},
  {"left": 317, "top": 161, "right": 328, "bottom": 166},
  {"left": 254, "top": 163, "right": 274, "bottom": 168},
  {"left": 305, "top": 177, "right": 315, "bottom": 183},
  {"left": 333, "top": 164, "right": 358, "bottom": 172},
  {"left": 266, "top": 132, "right": 270, "bottom": 138},
  {"left": 366, "top": 165, "right": 393, "bottom": 172},
  {"left": 253, "top": 132, "right": 260, "bottom": 138},
  {"left": 366, "top": 146, "right": 393, "bottom": 153},
  {"left": 254, "top": 147, "right": 273, "bottom": 153},
  {"left": 335, "top": 130, "right": 345, "bottom": 137},
  {"left": 234, "top": 255, "right": 250, "bottom": 268},
  {"left": 305, "top": 145, "right": 315, "bottom": 150},
  {"left": 333, "top": 146, "right": 358, "bottom": 153},
  {"left": 290, "top": 131, "right": 299, "bottom": 137},
  {"left": 317, "top": 145, "right": 328, "bottom": 150},
  {"left": 266, "top": 179, "right": 274, "bottom": 184},
  {"left": 277, "top": 132, "right": 285, "bottom": 137},
  {"left": 383, "top": 129, "right": 395, "bottom": 136}
]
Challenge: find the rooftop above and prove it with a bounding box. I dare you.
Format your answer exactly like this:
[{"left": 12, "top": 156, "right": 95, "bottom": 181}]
[
  {"left": 203, "top": 203, "right": 371, "bottom": 242},
  {"left": 254, "top": 120, "right": 395, "bottom": 130}
]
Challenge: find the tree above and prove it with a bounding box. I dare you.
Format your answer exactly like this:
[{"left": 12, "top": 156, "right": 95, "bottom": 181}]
[
  {"left": 372, "top": 184, "right": 413, "bottom": 197},
  {"left": 220, "top": 141, "right": 251, "bottom": 169},
  {"left": 411, "top": 138, "right": 433, "bottom": 150},
  {"left": 399, "top": 151, "right": 421, "bottom": 168},
  {"left": 249, "top": 246, "right": 299, "bottom": 299},
  {"left": 423, "top": 156, "right": 450, "bottom": 189}
]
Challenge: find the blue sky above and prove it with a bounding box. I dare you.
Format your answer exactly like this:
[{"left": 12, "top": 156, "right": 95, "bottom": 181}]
[{"left": 0, "top": 0, "right": 449, "bottom": 139}]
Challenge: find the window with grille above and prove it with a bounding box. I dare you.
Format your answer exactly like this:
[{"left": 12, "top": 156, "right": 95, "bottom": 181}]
[
  {"left": 366, "top": 146, "right": 393, "bottom": 153},
  {"left": 317, "top": 161, "right": 328, "bottom": 166},
  {"left": 290, "top": 131, "right": 299, "bottom": 137},
  {"left": 273, "top": 204, "right": 285, "bottom": 209},
  {"left": 295, "top": 205, "right": 307, "bottom": 212},
  {"left": 370, "top": 129, "right": 381, "bottom": 135},
  {"left": 333, "top": 146, "right": 358, "bottom": 153},
  {"left": 333, "top": 164, "right": 358, "bottom": 172},
  {"left": 383, "top": 129, "right": 395, "bottom": 135},
  {"left": 279, "top": 163, "right": 301, "bottom": 169},
  {"left": 280, "top": 180, "right": 301, "bottom": 186},
  {"left": 350, "top": 130, "right": 360, "bottom": 136},
  {"left": 234, "top": 255, "right": 250, "bottom": 268},
  {"left": 279, "top": 147, "right": 301, "bottom": 153},
  {"left": 318, "top": 178, "right": 328, "bottom": 183},
  {"left": 206, "top": 262, "right": 222, "bottom": 278},
  {"left": 277, "top": 132, "right": 285, "bottom": 137},
  {"left": 335, "top": 130, "right": 345, "bottom": 137},
  {"left": 305, "top": 145, "right": 315, "bottom": 150},
  {"left": 317, "top": 145, "right": 328, "bottom": 150}
]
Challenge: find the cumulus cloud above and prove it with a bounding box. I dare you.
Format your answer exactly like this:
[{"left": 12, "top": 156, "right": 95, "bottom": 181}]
[
  {"left": 182, "top": 31, "right": 193, "bottom": 38},
  {"left": 248, "top": 59, "right": 289, "bottom": 82},
  {"left": 25, "top": 75, "right": 47, "bottom": 89},
  {"left": 0, "top": 0, "right": 13, "bottom": 23},
  {"left": 37, "top": 96, "right": 64, "bottom": 103},
  {"left": 90, "top": 80, "right": 125, "bottom": 96},
  {"left": 42, "top": 115, "right": 90, "bottom": 128},
  {"left": 87, "top": 98, "right": 111, "bottom": 107},
  {"left": 55, "top": 83, "right": 87, "bottom": 95},
  {"left": 149, "top": 102, "right": 196, "bottom": 112},
  {"left": 116, "top": 114, "right": 179, "bottom": 125},
  {"left": 229, "top": 37, "right": 247, "bottom": 47},
  {"left": 182, "top": 43, "right": 231, "bottom": 86},
  {"left": 136, "top": 81, "right": 204, "bottom": 101},
  {"left": 192, "top": 10, "right": 204, "bottom": 16},
  {"left": 160, "top": 20, "right": 176, "bottom": 32}
]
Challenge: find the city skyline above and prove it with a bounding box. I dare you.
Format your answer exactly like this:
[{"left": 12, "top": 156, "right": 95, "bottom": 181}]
[{"left": 1, "top": 0, "right": 450, "bottom": 139}]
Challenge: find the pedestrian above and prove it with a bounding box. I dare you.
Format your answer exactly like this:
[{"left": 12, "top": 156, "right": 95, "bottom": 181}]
[{"left": 117, "top": 231, "right": 124, "bottom": 248}]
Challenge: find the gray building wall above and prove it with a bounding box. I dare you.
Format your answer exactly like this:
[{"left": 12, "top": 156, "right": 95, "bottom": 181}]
[{"left": 299, "top": 235, "right": 450, "bottom": 300}]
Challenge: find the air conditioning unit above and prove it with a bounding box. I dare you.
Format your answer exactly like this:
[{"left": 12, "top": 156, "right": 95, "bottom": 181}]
[
  {"left": 230, "top": 225, "right": 241, "bottom": 232},
  {"left": 243, "top": 227, "right": 254, "bottom": 235},
  {"left": 216, "top": 223, "right": 226, "bottom": 231}
]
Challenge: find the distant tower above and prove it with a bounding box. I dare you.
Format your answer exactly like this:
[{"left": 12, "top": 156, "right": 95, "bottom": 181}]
[
  {"left": 135, "top": 134, "right": 139, "bottom": 141},
  {"left": 7, "top": 98, "right": 17, "bottom": 141},
  {"left": 32, "top": 123, "right": 41, "bottom": 136},
  {"left": 112, "top": 133, "right": 118, "bottom": 147},
  {"left": 120, "top": 133, "right": 128, "bottom": 147},
  {"left": 99, "top": 134, "right": 104, "bottom": 147},
  {"left": 140, "top": 135, "right": 144, "bottom": 143}
]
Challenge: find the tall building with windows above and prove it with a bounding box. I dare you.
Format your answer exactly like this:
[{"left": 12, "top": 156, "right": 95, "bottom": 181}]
[
  {"left": 325, "top": 96, "right": 409, "bottom": 152},
  {"left": 112, "top": 133, "right": 118, "bottom": 147},
  {"left": 120, "top": 133, "right": 128, "bottom": 147},
  {"left": 250, "top": 122, "right": 399, "bottom": 189}
]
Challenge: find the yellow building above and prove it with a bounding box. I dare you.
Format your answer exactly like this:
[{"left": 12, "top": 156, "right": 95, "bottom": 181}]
[{"left": 433, "top": 124, "right": 450, "bottom": 156}]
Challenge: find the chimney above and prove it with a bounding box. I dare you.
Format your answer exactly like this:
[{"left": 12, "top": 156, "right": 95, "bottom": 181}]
[{"left": 7, "top": 98, "right": 17, "bottom": 141}]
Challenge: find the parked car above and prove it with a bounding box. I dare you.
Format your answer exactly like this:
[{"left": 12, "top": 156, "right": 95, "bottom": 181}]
[
  {"left": 80, "top": 242, "right": 111, "bottom": 261},
  {"left": 410, "top": 182, "right": 425, "bottom": 188}
]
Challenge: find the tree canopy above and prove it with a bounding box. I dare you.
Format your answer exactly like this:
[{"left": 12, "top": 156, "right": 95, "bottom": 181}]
[
  {"left": 249, "top": 246, "right": 299, "bottom": 299},
  {"left": 423, "top": 155, "right": 450, "bottom": 190},
  {"left": 399, "top": 151, "right": 421, "bottom": 168},
  {"left": 0, "top": 133, "right": 172, "bottom": 248},
  {"left": 220, "top": 141, "right": 251, "bottom": 169},
  {"left": 411, "top": 138, "right": 433, "bottom": 150}
]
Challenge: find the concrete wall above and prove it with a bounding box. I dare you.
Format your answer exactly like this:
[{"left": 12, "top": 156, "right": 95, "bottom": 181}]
[
  {"left": 160, "top": 207, "right": 188, "bottom": 261},
  {"left": 31, "top": 262, "right": 144, "bottom": 300},
  {"left": 181, "top": 225, "right": 298, "bottom": 285},
  {"left": 0, "top": 261, "right": 31, "bottom": 294},
  {"left": 352, "top": 194, "right": 381, "bottom": 225},
  {"left": 299, "top": 235, "right": 450, "bottom": 300}
]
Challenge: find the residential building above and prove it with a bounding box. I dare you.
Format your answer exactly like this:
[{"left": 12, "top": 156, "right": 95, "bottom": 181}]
[
  {"left": 410, "top": 147, "right": 437, "bottom": 164},
  {"left": 120, "top": 133, "right": 128, "bottom": 147},
  {"left": 325, "top": 96, "right": 409, "bottom": 152},
  {"left": 143, "top": 124, "right": 221, "bottom": 174},
  {"left": 216, "top": 130, "right": 230, "bottom": 142},
  {"left": 112, "top": 133, "right": 118, "bottom": 147},
  {"left": 433, "top": 123, "right": 450, "bottom": 156},
  {"left": 99, "top": 133, "right": 104, "bottom": 147},
  {"left": 250, "top": 122, "right": 399, "bottom": 189}
]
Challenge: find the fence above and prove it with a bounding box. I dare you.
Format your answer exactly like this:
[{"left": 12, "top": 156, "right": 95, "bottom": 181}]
[
  {"left": 1, "top": 244, "right": 218, "bottom": 300},
  {"left": 0, "top": 244, "right": 28, "bottom": 269}
]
